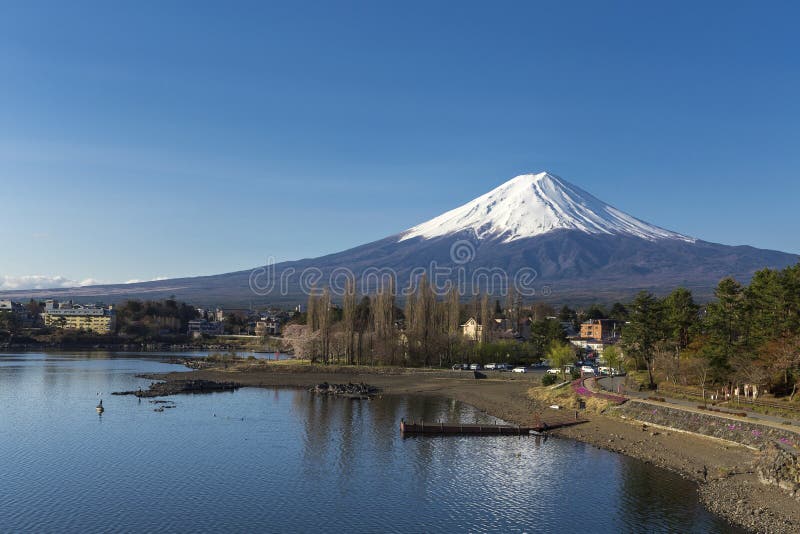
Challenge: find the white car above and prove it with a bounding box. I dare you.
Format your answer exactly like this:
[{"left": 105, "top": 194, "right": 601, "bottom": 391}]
[
  {"left": 484, "top": 363, "right": 497, "bottom": 370},
  {"left": 512, "top": 366, "right": 529, "bottom": 373},
  {"left": 546, "top": 368, "right": 561, "bottom": 375},
  {"left": 581, "top": 365, "right": 597, "bottom": 375}
]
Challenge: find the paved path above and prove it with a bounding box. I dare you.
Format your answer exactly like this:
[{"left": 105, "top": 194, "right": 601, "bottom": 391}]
[{"left": 596, "top": 375, "right": 800, "bottom": 429}]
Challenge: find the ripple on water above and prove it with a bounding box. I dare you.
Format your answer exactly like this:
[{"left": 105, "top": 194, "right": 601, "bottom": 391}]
[{"left": 0, "top": 352, "right": 742, "bottom": 533}]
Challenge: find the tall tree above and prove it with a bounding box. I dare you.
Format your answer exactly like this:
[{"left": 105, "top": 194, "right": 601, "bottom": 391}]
[
  {"left": 316, "top": 288, "right": 332, "bottom": 364},
  {"left": 663, "top": 287, "right": 699, "bottom": 351},
  {"left": 505, "top": 287, "right": 518, "bottom": 333},
  {"left": 446, "top": 286, "right": 460, "bottom": 337},
  {"left": 621, "top": 291, "right": 664, "bottom": 388},
  {"left": 704, "top": 277, "right": 747, "bottom": 372},
  {"left": 480, "top": 293, "right": 491, "bottom": 343},
  {"left": 342, "top": 279, "right": 357, "bottom": 365},
  {"left": 372, "top": 278, "right": 396, "bottom": 365},
  {"left": 547, "top": 341, "right": 575, "bottom": 380},
  {"left": 609, "top": 302, "right": 629, "bottom": 322},
  {"left": 583, "top": 304, "right": 607, "bottom": 321},
  {"left": 354, "top": 296, "right": 371, "bottom": 365},
  {"left": 603, "top": 345, "right": 623, "bottom": 375}
]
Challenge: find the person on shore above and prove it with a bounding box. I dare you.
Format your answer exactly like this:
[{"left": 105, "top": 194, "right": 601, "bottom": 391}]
[{"left": 703, "top": 465, "right": 708, "bottom": 482}]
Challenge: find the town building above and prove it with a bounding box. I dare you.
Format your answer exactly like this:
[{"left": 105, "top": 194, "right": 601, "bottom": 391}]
[
  {"left": 0, "top": 299, "right": 23, "bottom": 314},
  {"left": 255, "top": 319, "right": 281, "bottom": 337},
  {"left": 579, "top": 319, "right": 620, "bottom": 341},
  {"left": 43, "top": 306, "right": 116, "bottom": 333},
  {"left": 461, "top": 317, "right": 484, "bottom": 343},
  {"left": 187, "top": 319, "right": 224, "bottom": 337},
  {"left": 0, "top": 300, "right": 39, "bottom": 328}
]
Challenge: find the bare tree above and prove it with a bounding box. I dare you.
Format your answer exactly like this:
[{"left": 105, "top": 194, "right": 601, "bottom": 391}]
[
  {"left": 686, "top": 357, "right": 712, "bottom": 402},
  {"left": 480, "top": 293, "right": 491, "bottom": 343},
  {"left": 367, "top": 277, "right": 396, "bottom": 365},
  {"left": 342, "top": 279, "right": 357, "bottom": 365},
  {"left": 653, "top": 341, "right": 680, "bottom": 386}
]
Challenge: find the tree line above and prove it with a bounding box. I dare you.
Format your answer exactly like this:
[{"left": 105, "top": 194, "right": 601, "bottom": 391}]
[
  {"left": 620, "top": 263, "right": 800, "bottom": 397},
  {"left": 296, "top": 277, "right": 567, "bottom": 367}
]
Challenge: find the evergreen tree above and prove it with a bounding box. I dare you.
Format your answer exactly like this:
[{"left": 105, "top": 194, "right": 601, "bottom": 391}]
[
  {"left": 704, "top": 277, "right": 747, "bottom": 373},
  {"left": 663, "top": 287, "right": 699, "bottom": 351},
  {"left": 609, "top": 302, "right": 629, "bottom": 322},
  {"left": 621, "top": 291, "right": 664, "bottom": 388}
]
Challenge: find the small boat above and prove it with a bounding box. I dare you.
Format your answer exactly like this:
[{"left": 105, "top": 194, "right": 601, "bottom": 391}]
[{"left": 96, "top": 399, "right": 104, "bottom": 414}]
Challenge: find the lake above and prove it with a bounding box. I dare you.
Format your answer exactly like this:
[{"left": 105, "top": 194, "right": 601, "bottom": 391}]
[{"left": 0, "top": 352, "right": 740, "bottom": 533}]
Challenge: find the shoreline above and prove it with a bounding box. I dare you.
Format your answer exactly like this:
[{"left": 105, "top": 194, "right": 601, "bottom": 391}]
[{"left": 148, "top": 363, "right": 800, "bottom": 533}]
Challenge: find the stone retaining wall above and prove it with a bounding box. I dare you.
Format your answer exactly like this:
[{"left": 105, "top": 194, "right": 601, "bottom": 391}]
[{"left": 617, "top": 400, "right": 800, "bottom": 449}]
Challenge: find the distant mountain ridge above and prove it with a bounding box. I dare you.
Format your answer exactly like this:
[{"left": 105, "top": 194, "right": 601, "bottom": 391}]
[{"left": 3, "top": 172, "right": 797, "bottom": 305}]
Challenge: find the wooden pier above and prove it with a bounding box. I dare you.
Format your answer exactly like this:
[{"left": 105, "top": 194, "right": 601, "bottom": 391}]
[{"left": 399, "top": 417, "right": 586, "bottom": 436}]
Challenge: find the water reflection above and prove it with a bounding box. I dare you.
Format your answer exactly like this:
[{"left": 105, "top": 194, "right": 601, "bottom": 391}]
[{"left": 0, "top": 353, "right": 741, "bottom": 533}]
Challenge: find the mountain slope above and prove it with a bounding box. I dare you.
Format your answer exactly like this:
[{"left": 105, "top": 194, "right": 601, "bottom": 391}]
[{"left": 2, "top": 172, "right": 797, "bottom": 305}]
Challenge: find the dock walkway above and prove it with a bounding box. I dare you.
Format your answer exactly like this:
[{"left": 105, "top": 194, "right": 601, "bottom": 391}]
[{"left": 399, "top": 417, "right": 587, "bottom": 435}]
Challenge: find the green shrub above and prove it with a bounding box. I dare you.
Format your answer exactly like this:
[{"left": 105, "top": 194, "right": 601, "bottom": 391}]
[{"left": 541, "top": 374, "right": 558, "bottom": 386}]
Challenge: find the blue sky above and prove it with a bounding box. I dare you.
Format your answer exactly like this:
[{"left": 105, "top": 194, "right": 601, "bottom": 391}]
[{"left": 1, "top": 1, "right": 798, "bottom": 288}]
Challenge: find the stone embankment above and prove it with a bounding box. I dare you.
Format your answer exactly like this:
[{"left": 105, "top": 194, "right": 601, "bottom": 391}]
[{"left": 617, "top": 400, "right": 800, "bottom": 449}]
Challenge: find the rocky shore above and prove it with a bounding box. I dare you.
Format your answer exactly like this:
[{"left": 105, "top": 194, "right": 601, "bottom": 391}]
[
  {"left": 701, "top": 474, "right": 797, "bottom": 533},
  {"left": 309, "top": 382, "right": 379, "bottom": 398}
]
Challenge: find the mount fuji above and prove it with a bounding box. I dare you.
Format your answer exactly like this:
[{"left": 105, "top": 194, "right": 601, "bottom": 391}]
[
  {"left": 3, "top": 172, "right": 797, "bottom": 305},
  {"left": 400, "top": 172, "right": 693, "bottom": 244}
]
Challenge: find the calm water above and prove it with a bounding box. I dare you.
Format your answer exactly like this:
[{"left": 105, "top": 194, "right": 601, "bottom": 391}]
[{"left": 0, "top": 353, "right": 740, "bottom": 533}]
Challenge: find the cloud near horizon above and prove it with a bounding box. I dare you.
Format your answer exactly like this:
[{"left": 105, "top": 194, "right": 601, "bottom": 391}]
[
  {"left": 0, "top": 275, "right": 168, "bottom": 290},
  {"left": 0, "top": 275, "right": 103, "bottom": 290}
]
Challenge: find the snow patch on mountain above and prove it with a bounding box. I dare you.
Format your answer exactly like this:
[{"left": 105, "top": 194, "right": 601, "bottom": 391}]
[{"left": 399, "top": 172, "right": 695, "bottom": 243}]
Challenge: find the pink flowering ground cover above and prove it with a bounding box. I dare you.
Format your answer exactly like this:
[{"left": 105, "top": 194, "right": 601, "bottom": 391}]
[{"left": 572, "top": 379, "right": 627, "bottom": 405}]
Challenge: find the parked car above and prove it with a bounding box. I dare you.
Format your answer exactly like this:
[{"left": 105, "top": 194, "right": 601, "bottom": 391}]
[
  {"left": 581, "top": 365, "right": 597, "bottom": 375},
  {"left": 470, "top": 363, "right": 482, "bottom": 370},
  {"left": 484, "top": 363, "right": 497, "bottom": 370},
  {"left": 451, "top": 363, "right": 470, "bottom": 371},
  {"left": 495, "top": 363, "right": 512, "bottom": 371},
  {"left": 546, "top": 368, "right": 561, "bottom": 375},
  {"left": 512, "top": 366, "right": 530, "bottom": 373}
]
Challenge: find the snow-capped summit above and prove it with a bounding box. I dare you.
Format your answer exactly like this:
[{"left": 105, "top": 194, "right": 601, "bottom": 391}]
[{"left": 400, "top": 172, "right": 695, "bottom": 243}]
